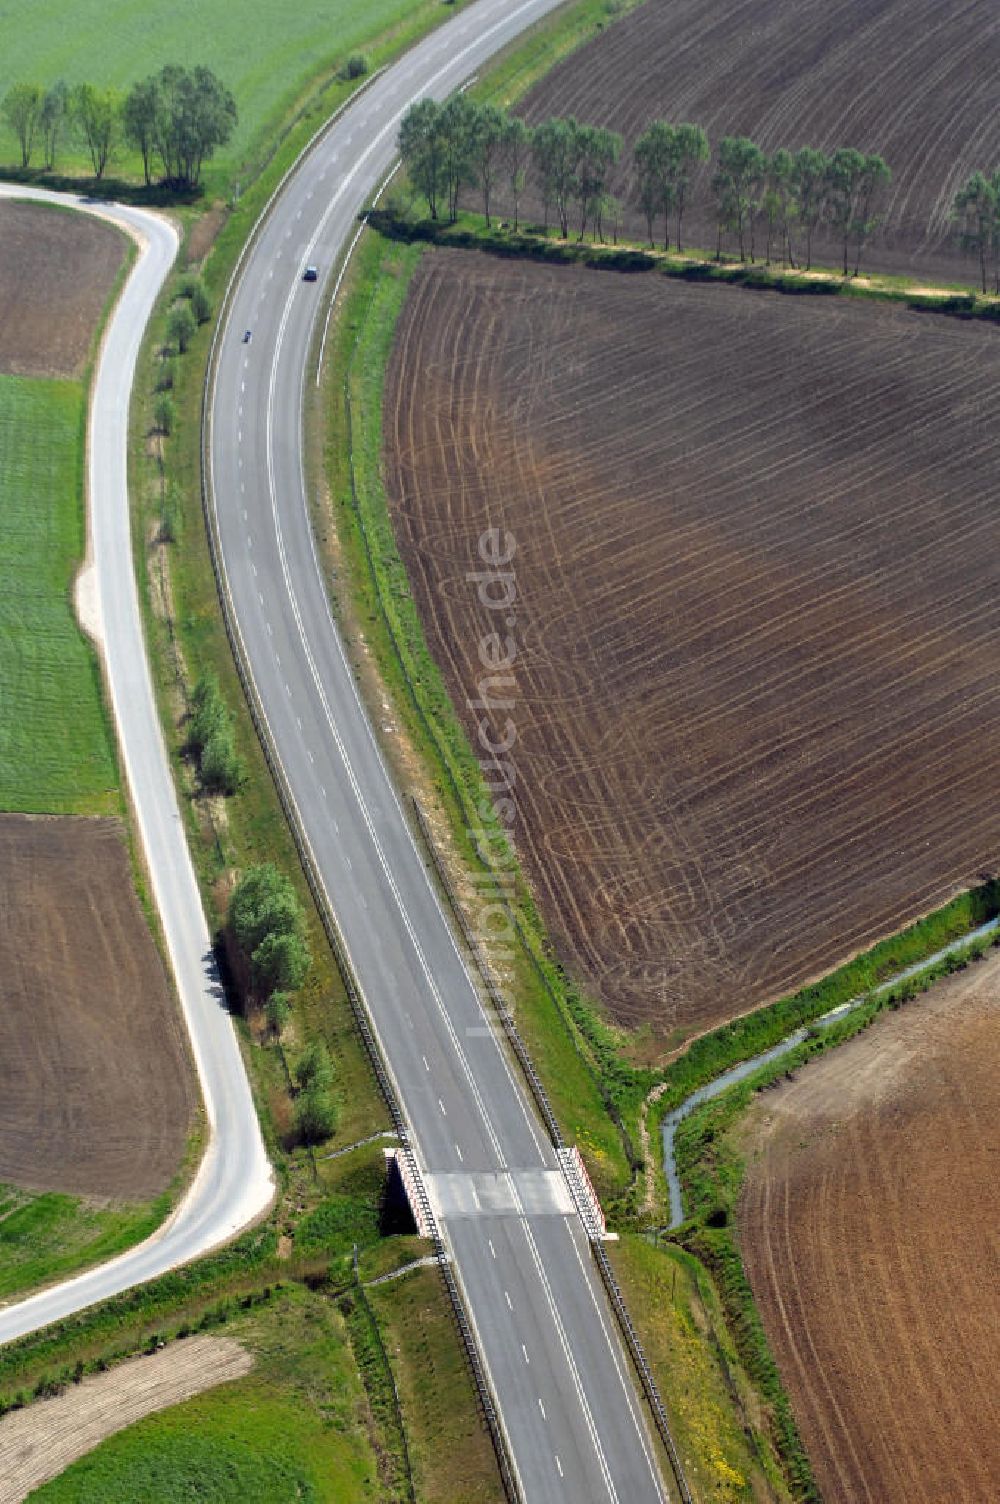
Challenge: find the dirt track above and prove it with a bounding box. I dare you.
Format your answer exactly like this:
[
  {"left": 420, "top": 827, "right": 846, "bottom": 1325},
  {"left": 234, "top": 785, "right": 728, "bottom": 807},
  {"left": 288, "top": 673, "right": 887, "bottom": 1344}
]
[
  {"left": 0, "top": 1335, "right": 252, "bottom": 1502},
  {"left": 385, "top": 250, "right": 1000, "bottom": 1038},
  {"left": 738, "top": 958, "right": 1000, "bottom": 1501},
  {"left": 0, "top": 201, "right": 125, "bottom": 379},
  {"left": 0, "top": 815, "right": 196, "bottom": 1199},
  {"left": 514, "top": 0, "right": 1000, "bottom": 284}
]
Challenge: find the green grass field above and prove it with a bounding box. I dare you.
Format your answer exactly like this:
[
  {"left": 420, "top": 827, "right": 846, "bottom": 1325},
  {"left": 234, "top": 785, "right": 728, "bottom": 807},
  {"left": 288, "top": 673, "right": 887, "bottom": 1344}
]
[
  {"left": 0, "top": 375, "right": 119, "bottom": 813},
  {"left": 0, "top": 1183, "right": 171, "bottom": 1304},
  {"left": 29, "top": 1286, "right": 380, "bottom": 1503},
  {"left": 0, "top": 0, "right": 435, "bottom": 192}
]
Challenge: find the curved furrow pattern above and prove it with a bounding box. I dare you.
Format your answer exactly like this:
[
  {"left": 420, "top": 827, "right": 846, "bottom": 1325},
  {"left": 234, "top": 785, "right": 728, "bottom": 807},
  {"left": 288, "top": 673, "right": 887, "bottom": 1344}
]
[{"left": 385, "top": 251, "right": 1000, "bottom": 1037}]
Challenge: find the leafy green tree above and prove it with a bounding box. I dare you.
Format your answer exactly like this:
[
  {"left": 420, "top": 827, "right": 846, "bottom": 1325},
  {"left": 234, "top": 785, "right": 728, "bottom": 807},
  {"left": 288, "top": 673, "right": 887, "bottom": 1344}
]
[
  {"left": 793, "top": 146, "right": 829, "bottom": 270},
  {"left": 633, "top": 120, "right": 674, "bottom": 248},
  {"left": 575, "top": 124, "right": 621, "bottom": 240},
  {"left": 825, "top": 147, "right": 867, "bottom": 275},
  {"left": 154, "top": 393, "right": 175, "bottom": 436},
  {"left": 3, "top": 83, "right": 43, "bottom": 168},
  {"left": 188, "top": 279, "right": 212, "bottom": 324},
  {"left": 763, "top": 147, "right": 796, "bottom": 266},
  {"left": 398, "top": 98, "right": 446, "bottom": 219},
  {"left": 825, "top": 148, "right": 891, "bottom": 275},
  {"left": 294, "top": 1085, "right": 337, "bottom": 1145},
  {"left": 470, "top": 102, "right": 506, "bottom": 226},
  {"left": 500, "top": 115, "right": 531, "bottom": 231},
  {"left": 439, "top": 93, "right": 479, "bottom": 221},
  {"left": 670, "top": 122, "right": 709, "bottom": 252},
  {"left": 265, "top": 991, "right": 292, "bottom": 1038},
  {"left": 597, "top": 192, "right": 623, "bottom": 244},
  {"left": 72, "top": 84, "right": 122, "bottom": 179},
  {"left": 188, "top": 672, "right": 224, "bottom": 748},
  {"left": 953, "top": 169, "right": 999, "bottom": 293},
  {"left": 850, "top": 153, "right": 890, "bottom": 275},
  {"left": 713, "top": 136, "right": 766, "bottom": 261},
  {"left": 200, "top": 724, "right": 241, "bottom": 795},
  {"left": 152, "top": 65, "right": 236, "bottom": 188},
  {"left": 123, "top": 77, "right": 160, "bottom": 185},
  {"left": 532, "top": 117, "right": 581, "bottom": 238},
  {"left": 168, "top": 302, "right": 197, "bottom": 353},
  {"left": 294, "top": 1041, "right": 334, "bottom": 1091},
  {"left": 252, "top": 929, "right": 309, "bottom": 995},
  {"left": 229, "top": 863, "right": 304, "bottom": 958},
  {"left": 39, "top": 81, "right": 69, "bottom": 170}
]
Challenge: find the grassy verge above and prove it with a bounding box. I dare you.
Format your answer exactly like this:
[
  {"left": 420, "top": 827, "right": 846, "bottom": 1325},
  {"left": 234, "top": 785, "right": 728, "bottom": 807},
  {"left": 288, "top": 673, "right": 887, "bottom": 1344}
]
[
  {"left": 470, "top": 0, "right": 649, "bottom": 110},
  {"left": 0, "top": 375, "right": 118, "bottom": 814},
  {"left": 26, "top": 1284, "right": 382, "bottom": 1503},
  {"left": 367, "top": 1264, "right": 505, "bottom": 1503},
  {"left": 608, "top": 1235, "right": 791, "bottom": 1501}
]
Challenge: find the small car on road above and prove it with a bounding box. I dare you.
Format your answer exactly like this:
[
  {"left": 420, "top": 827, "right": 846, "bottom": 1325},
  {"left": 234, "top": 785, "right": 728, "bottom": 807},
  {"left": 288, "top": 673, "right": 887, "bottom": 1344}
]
[{"left": 303, "top": 265, "right": 318, "bottom": 282}]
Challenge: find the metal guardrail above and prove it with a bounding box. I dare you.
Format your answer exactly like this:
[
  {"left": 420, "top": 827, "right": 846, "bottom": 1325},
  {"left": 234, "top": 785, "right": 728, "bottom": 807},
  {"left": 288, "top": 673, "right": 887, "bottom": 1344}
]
[
  {"left": 196, "top": 93, "right": 524, "bottom": 1504},
  {"left": 592, "top": 1240, "right": 695, "bottom": 1504},
  {"left": 412, "top": 797, "right": 565, "bottom": 1152},
  {"left": 412, "top": 799, "right": 694, "bottom": 1504}
]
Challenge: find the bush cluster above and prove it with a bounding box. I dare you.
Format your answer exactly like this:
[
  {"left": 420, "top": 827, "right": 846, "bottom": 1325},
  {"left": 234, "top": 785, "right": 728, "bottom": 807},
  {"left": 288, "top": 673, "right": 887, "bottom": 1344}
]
[
  {"left": 228, "top": 863, "right": 311, "bottom": 1013},
  {"left": 187, "top": 672, "right": 242, "bottom": 795}
]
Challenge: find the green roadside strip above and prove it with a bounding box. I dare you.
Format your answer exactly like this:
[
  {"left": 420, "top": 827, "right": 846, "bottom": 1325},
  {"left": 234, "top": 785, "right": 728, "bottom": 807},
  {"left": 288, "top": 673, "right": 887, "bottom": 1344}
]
[
  {"left": 368, "top": 202, "right": 993, "bottom": 320},
  {"left": 319, "top": 228, "right": 644, "bottom": 1206}
]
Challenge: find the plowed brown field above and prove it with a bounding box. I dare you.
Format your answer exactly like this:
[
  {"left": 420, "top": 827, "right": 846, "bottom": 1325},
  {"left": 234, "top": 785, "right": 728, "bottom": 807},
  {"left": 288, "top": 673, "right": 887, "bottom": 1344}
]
[
  {"left": 0, "top": 1336, "right": 252, "bottom": 1503},
  {"left": 0, "top": 201, "right": 125, "bottom": 379},
  {"left": 0, "top": 815, "right": 196, "bottom": 1198},
  {"left": 737, "top": 960, "right": 1000, "bottom": 1501},
  {"left": 514, "top": 0, "right": 1000, "bottom": 284},
  {"left": 385, "top": 251, "right": 1000, "bottom": 1037}
]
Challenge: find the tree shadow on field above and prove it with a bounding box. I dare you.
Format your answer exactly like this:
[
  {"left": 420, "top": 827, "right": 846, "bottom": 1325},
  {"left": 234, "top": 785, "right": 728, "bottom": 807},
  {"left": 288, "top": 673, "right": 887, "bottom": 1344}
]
[{"left": 0, "top": 164, "right": 203, "bottom": 209}]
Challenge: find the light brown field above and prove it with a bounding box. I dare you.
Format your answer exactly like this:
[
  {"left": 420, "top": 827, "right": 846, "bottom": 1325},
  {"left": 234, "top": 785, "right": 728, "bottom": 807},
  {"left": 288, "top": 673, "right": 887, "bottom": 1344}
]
[
  {"left": 0, "top": 815, "right": 196, "bottom": 1199},
  {"left": 385, "top": 250, "right": 1000, "bottom": 1039},
  {"left": 737, "top": 957, "right": 1000, "bottom": 1502},
  {"left": 0, "top": 201, "right": 125, "bottom": 379},
  {"left": 0, "top": 1336, "right": 252, "bottom": 1503}
]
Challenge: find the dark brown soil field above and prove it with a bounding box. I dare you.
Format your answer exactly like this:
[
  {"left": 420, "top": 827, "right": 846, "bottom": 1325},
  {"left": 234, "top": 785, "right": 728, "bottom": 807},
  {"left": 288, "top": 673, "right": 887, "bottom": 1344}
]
[
  {"left": 0, "top": 815, "right": 196, "bottom": 1199},
  {"left": 738, "top": 960, "right": 1000, "bottom": 1501},
  {"left": 385, "top": 250, "right": 1000, "bottom": 1039},
  {"left": 514, "top": 0, "right": 1000, "bottom": 284},
  {"left": 0, "top": 201, "right": 125, "bottom": 379}
]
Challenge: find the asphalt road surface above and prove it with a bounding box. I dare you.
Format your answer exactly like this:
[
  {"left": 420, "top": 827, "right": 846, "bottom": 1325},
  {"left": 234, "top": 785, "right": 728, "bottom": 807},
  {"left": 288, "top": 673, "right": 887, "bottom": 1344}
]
[
  {"left": 0, "top": 186, "right": 273, "bottom": 1346},
  {"left": 209, "top": 2, "right": 670, "bottom": 1498}
]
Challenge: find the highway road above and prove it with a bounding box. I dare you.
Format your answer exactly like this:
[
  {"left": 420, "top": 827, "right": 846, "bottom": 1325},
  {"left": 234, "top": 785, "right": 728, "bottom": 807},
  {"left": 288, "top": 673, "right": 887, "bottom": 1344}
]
[
  {"left": 0, "top": 186, "right": 273, "bottom": 1346},
  {"left": 208, "top": 2, "right": 670, "bottom": 1499}
]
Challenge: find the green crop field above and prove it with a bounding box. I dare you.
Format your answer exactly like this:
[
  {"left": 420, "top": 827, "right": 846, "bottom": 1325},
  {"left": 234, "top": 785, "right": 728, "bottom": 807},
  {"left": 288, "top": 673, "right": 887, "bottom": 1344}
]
[
  {"left": 0, "top": 0, "right": 433, "bottom": 190},
  {"left": 0, "top": 375, "right": 119, "bottom": 814}
]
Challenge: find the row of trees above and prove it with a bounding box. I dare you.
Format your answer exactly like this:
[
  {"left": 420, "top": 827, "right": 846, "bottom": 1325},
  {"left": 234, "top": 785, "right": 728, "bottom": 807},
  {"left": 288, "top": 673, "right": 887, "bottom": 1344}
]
[
  {"left": 227, "top": 864, "right": 336, "bottom": 1144},
  {"left": 398, "top": 100, "right": 896, "bottom": 275},
  {"left": 2, "top": 65, "right": 236, "bottom": 187}
]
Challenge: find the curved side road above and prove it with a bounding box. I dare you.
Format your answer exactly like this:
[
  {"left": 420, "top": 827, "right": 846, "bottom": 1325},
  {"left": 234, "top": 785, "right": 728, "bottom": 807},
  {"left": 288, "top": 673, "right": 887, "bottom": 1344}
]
[
  {"left": 0, "top": 185, "right": 274, "bottom": 1346},
  {"left": 209, "top": 2, "right": 670, "bottom": 1500}
]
